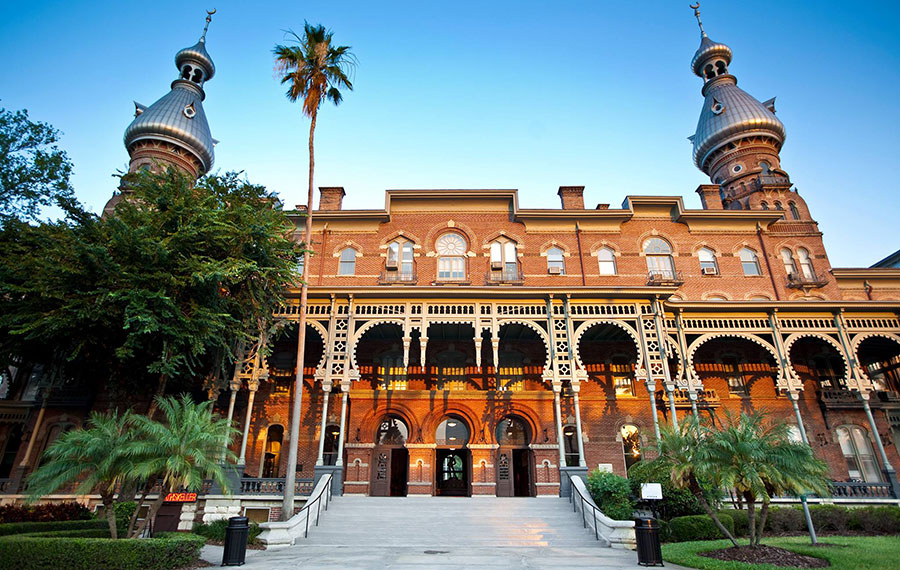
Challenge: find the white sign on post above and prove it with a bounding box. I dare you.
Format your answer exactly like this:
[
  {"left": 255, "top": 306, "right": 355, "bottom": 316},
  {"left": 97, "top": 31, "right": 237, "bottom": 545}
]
[
  {"left": 641, "top": 482, "right": 663, "bottom": 500},
  {"left": 596, "top": 463, "right": 613, "bottom": 473}
]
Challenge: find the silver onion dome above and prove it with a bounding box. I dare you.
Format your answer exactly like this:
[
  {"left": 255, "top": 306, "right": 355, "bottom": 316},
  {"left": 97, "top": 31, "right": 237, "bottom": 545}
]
[
  {"left": 691, "top": 80, "right": 785, "bottom": 171},
  {"left": 691, "top": 36, "right": 732, "bottom": 77},
  {"left": 123, "top": 81, "right": 215, "bottom": 173},
  {"left": 176, "top": 39, "right": 215, "bottom": 81}
]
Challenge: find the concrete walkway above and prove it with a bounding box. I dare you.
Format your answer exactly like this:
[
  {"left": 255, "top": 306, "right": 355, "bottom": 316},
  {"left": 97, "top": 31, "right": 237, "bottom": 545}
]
[{"left": 201, "top": 496, "right": 678, "bottom": 569}]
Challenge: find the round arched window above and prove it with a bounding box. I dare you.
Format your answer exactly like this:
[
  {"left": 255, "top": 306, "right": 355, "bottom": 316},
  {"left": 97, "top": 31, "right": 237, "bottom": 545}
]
[
  {"left": 496, "top": 417, "right": 531, "bottom": 446},
  {"left": 435, "top": 417, "right": 469, "bottom": 446},
  {"left": 436, "top": 233, "right": 466, "bottom": 280},
  {"left": 375, "top": 416, "right": 409, "bottom": 445}
]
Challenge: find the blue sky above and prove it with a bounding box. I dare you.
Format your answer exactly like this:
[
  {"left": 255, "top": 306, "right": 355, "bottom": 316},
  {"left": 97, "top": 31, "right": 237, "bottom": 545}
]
[{"left": 1, "top": 1, "right": 898, "bottom": 267}]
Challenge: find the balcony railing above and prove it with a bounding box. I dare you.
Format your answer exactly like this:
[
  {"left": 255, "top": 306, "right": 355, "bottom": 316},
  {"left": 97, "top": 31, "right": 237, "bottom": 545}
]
[
  {"left": 485, "top": 268, "right": 525, "bottom": 285},
  {"left": 829, "top": 481, "right": 894, "bottom": 499},
  {"left": 647, "top": 270, "right": 684, "bottom": 286},
  {"left": 819, "top": 389, "right": 900, "bottom": 409},
  {"left": 0, "top": 402, "right": 30, "bottom": 424},
  {"left": 239, "top": 477, "right": 314, "bottom": 496},
  {"left": 378, "top": 270, "right": 417, "bottom": 285},
  {"left": 786, "top": 272, "right": 828, "bottom": 289},
  {"left": 656, "top": 388, "right": 720, "bottom": 408}
]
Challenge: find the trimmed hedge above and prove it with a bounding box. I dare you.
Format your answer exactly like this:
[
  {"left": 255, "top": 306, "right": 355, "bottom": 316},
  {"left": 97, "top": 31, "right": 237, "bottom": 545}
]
[
  {"left": 194, "top": 518, "right": 262, "bottom": 545},
  {"left": 668, "top": 513, "right": 734, "bottom": 542},
  {"left": 0, "top": 503, "right": 93, "bottom": 524},
  {"left": 0, "top": 529, "right": 205, "bottom": 570},
  {"left": 719, "top": 505, "right": 900, "bottom": 537},
  {"left": 0, "top": 519, "right": 108, "bottom": 537}
]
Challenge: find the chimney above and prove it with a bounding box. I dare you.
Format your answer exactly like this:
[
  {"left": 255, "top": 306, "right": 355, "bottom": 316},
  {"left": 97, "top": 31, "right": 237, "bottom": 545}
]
[
  {"left": 318, "top": 187, "right": 346, "bottom": 211},
  {"left": 558, "top": 186, "right": 585, "bottom": 210},
  {"left": 695, "top": 184, "right": 723, "bottom": 209}
]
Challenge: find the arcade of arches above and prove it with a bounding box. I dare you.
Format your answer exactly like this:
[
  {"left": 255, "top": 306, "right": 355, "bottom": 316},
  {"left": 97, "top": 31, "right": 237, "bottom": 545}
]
[{"left": 222, "top": 308, "right": 900, "bottom": 497}]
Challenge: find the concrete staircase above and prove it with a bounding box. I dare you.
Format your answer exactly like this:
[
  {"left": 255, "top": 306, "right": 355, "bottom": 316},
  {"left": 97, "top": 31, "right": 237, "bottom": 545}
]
[{"left": 303, "top": 496, "right": 602, "bottom": 548}]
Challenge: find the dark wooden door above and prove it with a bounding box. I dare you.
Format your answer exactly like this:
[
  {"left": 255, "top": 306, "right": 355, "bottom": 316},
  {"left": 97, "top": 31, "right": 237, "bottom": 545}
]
[
  {"left": 153, "top": 502, "right": 182, "bottom": 534},
  {"left": 390, "top": 448, "right": 408, "bottom": 496},
  {"left": 370, "top": 448, "right": 391, "bottom": 496},
  {"left": 495, "top": 449, "right": 513, "bottom": 497},
  {"left": 512, "top": 449, "right": 533, "bottom": 497}
]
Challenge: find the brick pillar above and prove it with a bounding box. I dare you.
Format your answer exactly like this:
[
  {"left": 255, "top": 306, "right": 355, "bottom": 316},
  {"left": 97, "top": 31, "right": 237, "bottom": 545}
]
[
  {"left": 406, "top": 446, "right": 434, "bottom": 495},
  {"left": 469, "top": 446, "right": 497, "bottom": 495}
]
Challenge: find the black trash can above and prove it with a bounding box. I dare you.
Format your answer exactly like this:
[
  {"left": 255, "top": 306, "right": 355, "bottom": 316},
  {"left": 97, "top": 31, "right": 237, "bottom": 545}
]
[
  {"left": 634, "top": 516, "right": 664, "bottom": 566},
  {"left": 221, "top": 516, "right": 250, "bottom": 566}
]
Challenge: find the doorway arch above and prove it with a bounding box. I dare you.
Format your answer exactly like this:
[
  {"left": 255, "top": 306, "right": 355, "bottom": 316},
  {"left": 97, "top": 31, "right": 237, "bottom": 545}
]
[
  {"left": 370, "top": 415, "right": 409, "bottom": 496},
  {"left": 495, "top": 416, "right": 535, "bottom": 497},
  {"left": 435, "top": 416, "right": 471, "bottom": 496}
]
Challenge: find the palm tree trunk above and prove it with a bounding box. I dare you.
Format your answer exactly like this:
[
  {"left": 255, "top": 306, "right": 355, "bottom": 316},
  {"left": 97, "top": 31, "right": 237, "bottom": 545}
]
[
  {"left": 131, "top": 489, "right": 167, "bottom": 538},
  {"left": 127, "top": 480, "right": 154, "bottom": 538},
  {"left": 756, "top": 499, "right": 771, "bottom": 546},
  {"left": 101, "top": 492, "right": 117, "bottom": 539},
  {"left": 282, "top": 109, "right": 317, "bottom": 521},
  {"left": 745, "top": 492, "right": 757, "bottom": 547},
  {"left": 690, "top": 477, "right": 738, "bottom": 547}
]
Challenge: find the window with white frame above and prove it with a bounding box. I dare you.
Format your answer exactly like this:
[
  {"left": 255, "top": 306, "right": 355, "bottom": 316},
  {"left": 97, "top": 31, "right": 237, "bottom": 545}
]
[
  {"left": 739, "top": 247, "right": 761, "bottom": 276},
  {"left": 698, "top": 247, "right": 718, "bottom": 274},
  {"left": 490, "top": 238, "right": 519, "bottom": 280},
  {"left": 836, "top": 426, "right": 881, "bottom": 482},
  {"left": 797, "top": 248, "right": 815, "bottom": 280},
  {"left": 644, "top": 237, "right": 675, "bottom": 278},
  {"left": 546, "top": 247, "right": 565, "bottom": 274},
  {"left": 781, "top": 248, "right": 798, "bottom": 277},
  {"left": 436, "top": 232, "right": 467, "bottom": 280},
  {"left": 597, "top": 247, "right": 617, "bottom": 275},
  {"left": 338, "top": 248, "right": 356, "bottom": 275},
  {"left": 386, "top": 239, "right": 415, "bottom": 278}
]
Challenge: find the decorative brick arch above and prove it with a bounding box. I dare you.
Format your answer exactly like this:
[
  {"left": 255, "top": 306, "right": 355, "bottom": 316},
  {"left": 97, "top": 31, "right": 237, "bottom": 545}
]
[
  {"left": 572, "top": 319, "right": 642, "bottom": 371},
  {"left": 424, "top": 223, "right": 477, "bottom": 254},
  {"left": 420, "top": 403, "right": 482, "bottom": 444},
  {"left": 851, "top": 332, "right": 900, "bottom": 384},
  {"left": 783, "top": 332, "right": 850, "bottom": 387},
  {"left": 349, "top": 319, "right": 405, "bottom": 370},
  {"left": 481, "top": 230, "right": 527, "bottom": 250},
  {"left": 331, "top": 241, "right": 364, "bottom": 257},
  {"left": 380, "top": 230, "right": 421, "bottom": 247},
  {"left": 686, "top": 333, "right": 783, "bottom": 385},
  {"left": 358, "top": 404, "right": 420, "bottom": 444},
  {"left": 497, "top": 319, "right": 551, "bottom": 370},
  {"left": 492, "top": 406, "right": 546, "bottom": 446}
]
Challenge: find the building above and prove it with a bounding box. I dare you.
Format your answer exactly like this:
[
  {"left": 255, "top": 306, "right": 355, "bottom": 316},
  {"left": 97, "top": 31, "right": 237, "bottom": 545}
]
[{"left": 3, "top": 8, "right": 900, "bottom": 522}]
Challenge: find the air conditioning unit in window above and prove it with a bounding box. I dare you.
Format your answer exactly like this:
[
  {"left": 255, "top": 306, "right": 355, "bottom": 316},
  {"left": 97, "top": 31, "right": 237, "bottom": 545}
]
[
  {"left": 491, "top": 261, "right": 502, "bottom": 270},
  {"left": 385, "top": 259, "right": 398, "bottom": 270},
  {"left": 548, "top": 266, "right": 562, "bottom": 275},
  {"left": 701, "top": 267, "right": 718, "bottom": 275}
]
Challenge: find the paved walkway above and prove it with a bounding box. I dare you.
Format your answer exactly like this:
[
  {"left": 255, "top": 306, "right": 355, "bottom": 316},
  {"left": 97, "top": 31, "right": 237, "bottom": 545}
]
[{"left": 201, "top": 496, "right": 679, "bottom": 569}]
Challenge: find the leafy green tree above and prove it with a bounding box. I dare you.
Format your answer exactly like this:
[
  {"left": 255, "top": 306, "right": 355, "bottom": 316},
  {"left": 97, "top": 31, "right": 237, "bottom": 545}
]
[
  {"left": 648, "top": 421, "right": 737, "bottom": 545},
  {"left": 273, "top": 22, "right": 355, "bottom": 519},
  {"left": 708, "top": 410, "right": 829, "bottom": 546},
  {"left": 586, "top": 469, "right": 635, "bottom": 520},
  {"left": 0, "top": 107, "right": 74, "bottom": 223},
  {"left": 0, "top": 169, "right": 302, "bottom": 408},
  {"left": 26, "top": 410, "right": 138, "bottom": 539},
  {"left": 127, "top": 394, "right": 238, "bottom": 538}
]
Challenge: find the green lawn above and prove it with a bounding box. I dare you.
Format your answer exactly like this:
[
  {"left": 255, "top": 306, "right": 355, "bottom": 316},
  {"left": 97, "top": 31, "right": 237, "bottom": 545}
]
[{"left": 662, "top": 536, "right": 900, "bottom": 570}]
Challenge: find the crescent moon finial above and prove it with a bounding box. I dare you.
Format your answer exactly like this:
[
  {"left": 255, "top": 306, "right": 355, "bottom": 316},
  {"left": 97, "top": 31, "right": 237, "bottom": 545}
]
[
  {"left": 201, "top": 8, "right": 216, "bottom": 42},
  {"left": 690, "top": 3, "right": 707, "bottom": 37}
]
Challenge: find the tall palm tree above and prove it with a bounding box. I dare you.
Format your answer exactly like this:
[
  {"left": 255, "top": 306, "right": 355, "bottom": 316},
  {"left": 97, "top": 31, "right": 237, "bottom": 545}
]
[
  {"left": 273, "top": 23, "right": 355, "bottom": 520},
  {"left": 128, "top": 394, "right": 238, "bottom": 538},
  {"left": 26, "top": 410, "right": 138, "bottom": 539},
  {"left": 709, "top": 410, "right": 829, "bottom": 546}
]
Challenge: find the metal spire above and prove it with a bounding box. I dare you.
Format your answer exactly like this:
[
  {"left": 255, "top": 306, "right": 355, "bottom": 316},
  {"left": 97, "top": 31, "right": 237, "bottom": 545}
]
[
  {"left": 200, "top": 8, "right": 216, "bottom": 43},
  {"left": 690, "top": 3, "right": 707, "bottom": 38}
]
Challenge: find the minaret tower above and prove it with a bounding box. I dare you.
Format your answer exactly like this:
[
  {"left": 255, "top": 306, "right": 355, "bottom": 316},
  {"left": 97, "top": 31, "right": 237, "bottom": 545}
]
[
  {"left": 688, "top": 3, "right": 795, "bottom": 212},
  {"left": 122, "top": 10, "right": 218, "bottom": 179}
]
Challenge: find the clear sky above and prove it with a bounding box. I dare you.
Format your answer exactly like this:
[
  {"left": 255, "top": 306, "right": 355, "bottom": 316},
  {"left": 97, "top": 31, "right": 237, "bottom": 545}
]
[{"left": 2, "top": 1, "right": 898, "bottom": 267}]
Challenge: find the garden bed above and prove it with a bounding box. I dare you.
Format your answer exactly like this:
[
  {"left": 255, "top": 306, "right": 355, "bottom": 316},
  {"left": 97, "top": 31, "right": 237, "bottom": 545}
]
[{"left": 699, "top": 545, "right": 829, "bottom": 568}]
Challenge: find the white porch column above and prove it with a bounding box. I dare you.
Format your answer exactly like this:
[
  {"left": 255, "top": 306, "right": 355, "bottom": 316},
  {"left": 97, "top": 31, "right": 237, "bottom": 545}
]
[
  {"left": 315, "top": 380, "right": 333, "bottom": 466},
  {"left": 238, "top": 379, "right": 259, "bottom": 465},
  {"left": 571, "top": 380, "right": 587, "bottom": 467},
  {"left": 336, "top": 378, "right": 352, "bottom": 466}
]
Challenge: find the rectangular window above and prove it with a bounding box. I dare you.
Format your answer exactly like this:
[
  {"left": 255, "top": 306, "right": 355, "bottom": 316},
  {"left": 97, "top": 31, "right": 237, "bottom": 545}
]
[{"left": 438, "top": 257, "right": 465, "bottom": 280}]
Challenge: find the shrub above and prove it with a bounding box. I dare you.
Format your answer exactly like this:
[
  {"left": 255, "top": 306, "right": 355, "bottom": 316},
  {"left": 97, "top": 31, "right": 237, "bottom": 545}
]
[
  {"left": 720, "top": 509, "right": 749, "bottom": 537},
  {"left": 194, "top": 518, "right": 262, "bottom": 545},
  {"left": 668, "top": 513, "right": 735, "bottom": 542},
  {"left": 113, "top": 502, "right": 137, "bottom": 528},
  {"left": 586, "top": 469, "right": 634, "bottom": 521},
  {"left": 809, "top": 505, "right": 850, "bottom": 532},
  {"left": 628, "top": 461, "right": 704, "bottom": 520},
  {"left": 0, "top": 519, "right": 108, "bottom": 537},
  {"left": 0, "top": 503, "right": 92, "bottom": 524},
  {"left": 0, "top": 530, "right": 205, "bottom": 570},
  {"left": 767, "top": 506, "right": 805, "bottom": 534},
  {"left": 849, "top": 506, "right": 900, "bottom": 534}
]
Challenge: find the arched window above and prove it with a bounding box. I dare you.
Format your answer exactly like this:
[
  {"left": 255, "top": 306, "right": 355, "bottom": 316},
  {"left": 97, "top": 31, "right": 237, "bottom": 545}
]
[
  {"left": 836, "top": 426, "right": 881, "bottom": 482},
  {"left": 546, "top": 247, "right": 565, "bottom": 275},
  {"left": 789, "top": 201, "right": 801, "bottom": 220},
  {"left": 797, "top": 248, "right": 815, "bottom": 280},
  {"left": 436, "top": 233, "right": 467, "bottom": 281},
  {"left": 490, "top": 238, "right": 519, "bottom": 281},
  {"left": 562, "top": 425, "right": 579, "bottom": 467},
  {"left": 262, "top": 425, "right": 284, "bottom": 478},
  {"left": 338, "top": 248, "right": 356, "bottom": 275},
  {"left": 386, "top": 239, "right": 415, "bottom": 281},
  {"left": 323, "top": 425, "right": 341, "bottom": 466},
  {"left": 774, "top": 201, "right": 784, "bottom": 211},
  {"left": 644, "top": 238, "right": 675, "bottom": 279},
  {"left": 496, "top": 417, "right": 531, "bottom": 446},
  {"left": 597, "top": 247, "right": 617, "bottom": 276},
  {"left": 781, "top": 248, "right": 798, "bottom": 277},
  {"left": 760, "top": 201, "right": 769, "bottom": 210},
  {"left": 435, "top": 417, "right": 469, "bottom": 446},
  {"left": 739, "top": 247, "right": 761, "bottom": 276},
  {"left": 698, "top": 247, "right": 718, "bottom": 275},
  {"left": 621, "top": 424, "right": 642, "bottom": 470},
  {"left": 375, "top": 416, "right": 409, "bottom": 446},
  {"left": 721, "top": 354, "right": 748, "bottom": 394}
]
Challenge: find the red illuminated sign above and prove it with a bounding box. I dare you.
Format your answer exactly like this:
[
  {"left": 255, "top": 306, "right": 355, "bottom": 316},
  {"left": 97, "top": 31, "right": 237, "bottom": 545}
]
[{"left": 164, "top": 492, "right": 198, "bottom": 503}]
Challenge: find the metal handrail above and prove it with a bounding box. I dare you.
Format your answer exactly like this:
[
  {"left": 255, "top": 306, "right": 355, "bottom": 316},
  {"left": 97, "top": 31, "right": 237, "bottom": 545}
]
[
  {"left": 564, "top": 471, "right": 602, "bottom": 542},
  {"left": 299, "top": 473, "right": 332, "bottom": 538}
]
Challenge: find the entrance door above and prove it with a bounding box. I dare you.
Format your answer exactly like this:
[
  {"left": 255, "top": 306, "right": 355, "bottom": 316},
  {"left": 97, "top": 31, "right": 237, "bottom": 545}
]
[
  {"left": 153, "top": 503, "right": 182, "bottom": 534},
  {"left": 436, "top": 449, "right": 469, "bottom": 496},
  {"left": 496, "top": 448, "right": 513, "bottom": 497},
  {"left": 512, "top": 449, "right": 533, "bottom": 497},
  {"left": 495, "top": 417, "right": 535, "bottom": 497},
  {"left": 370, "top": 447, "right": 408, "bottom": 497}
]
